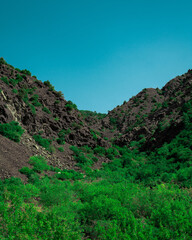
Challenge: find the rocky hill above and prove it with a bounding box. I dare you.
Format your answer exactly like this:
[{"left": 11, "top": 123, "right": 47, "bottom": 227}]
[
  {"left": 101, "top": 70, "right": 192, "bottom": 150},
  {"left": 0, "top": 58, "right": 108, "bottom": 179},
  {"left": 0, "top": 57, "right": 191, "bottom": 179}
]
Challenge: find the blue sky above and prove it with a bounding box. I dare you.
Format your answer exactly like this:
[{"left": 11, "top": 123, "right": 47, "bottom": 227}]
[{"left": 1, "top": 0, "right": 192, "bottom": 113}]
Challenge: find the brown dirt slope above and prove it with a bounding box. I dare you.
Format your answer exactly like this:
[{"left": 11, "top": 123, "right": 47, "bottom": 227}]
[{"left": 0, "top": 135, "right": 30, "bottom": 180}]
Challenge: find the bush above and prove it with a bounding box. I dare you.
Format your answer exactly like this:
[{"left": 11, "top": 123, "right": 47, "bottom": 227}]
[
  {"left": 65, "top": 100, "right": 77, "bottom": 111},
  {"left": 70, "top": 145, "right": 93, "bottom": 167},
  {"left": 20, "top": 69, "right": 31, "bottom": 76},
  {"left": 30, "top": 94, "right": 42, "bottom": 107},
  {"left": 70, "top": 145, "right": 81, "bottom": 155},
  {"left": 58, "top": 147, "right": 64, "bottom": 152},
  {"left": 0, "top": 57, "right": 7, "bottom": 65},
  {"left": 109, "top": 117, "right": 117, "bottom": 126},
  {"left": 19, "top": 167, "right": 34, "bottom": 177},
  {"left": 18, "top": 88, "right": 35, "bottom": 104},
  {"left": 55, "top": 169, "right": 83, "bottom": 180},
  {"left": 55, "top": 91, "right": 64, "bottom": 98},
  {"left": 33, "top": 135, "right": 52, "bottom": 151},
  {"left": 94, "top": 146, "right": 106, "bottom": 156},
  {"left": 44, "top": 80, "right": 55, "bottom": 91},
  {"left": 12, "top": 89, "right": 18, "bottom": 94},
  {"left": 90, "top": 129, "right": 97, "bottom": 140},
  {"left": 29, "top": 104, "right": 36, "bottom": 115},
  {"left": 42, "top": 107, "right": 51, "bottom": 114},
  {"left": 1, "top": 76, "right": 9, "bottom": 85},
  {"left": 29, "top": 156, "right": 50, "bottom": 173},
  {"left": 57, "top": 129, "right": 70, "bottom": 145},
  {"left": 54, "top": 117, "right": 59, "bottom": 121},
  {"left": 49, "top": 145, "right": 56, "bottom": 154},
  {"left": 0, "top": 121, "right": 24, "bottom": 142},
  {"left": 75, "top": 153, "right": 90, "bottom": 165},
  {"left": 9, "top": 74, "right": 23, "bottom": 86},
  {"left": 54, "top": 100, "right": 60, "bottom": 104}
]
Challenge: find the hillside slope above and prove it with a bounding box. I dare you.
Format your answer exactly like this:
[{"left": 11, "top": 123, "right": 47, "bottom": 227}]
[
  {"left": 0, "top": 58, "right": 108, "bottom": 178},
  {"left": 100, "top": 70, "right": 192, "bottom": 150},
  {"left": 0, "top": 57, "right": 191, "bottom": 179}
]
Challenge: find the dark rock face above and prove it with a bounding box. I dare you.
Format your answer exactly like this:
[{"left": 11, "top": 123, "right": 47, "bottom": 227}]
[{"left": 100, "top": 72, "right": 192, "bottom": 149}]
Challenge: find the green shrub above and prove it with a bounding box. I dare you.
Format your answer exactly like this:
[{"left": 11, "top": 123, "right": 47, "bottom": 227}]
[
  {"left": 18, "top": 88, "right": 32, "bottom": 104},
  {"left": 33, "top": 135, "right": 52, "bottom": 151},
  {"left": 109, "top": 117, "right": 117, "bottom": 126},
  {"left": 0, "top": 121, "right": 24, "bottom": 142},
  {"left": 44, "top": 80, "right": 55, "bottom": 91},
  {"left": 80, "top": 145, "right": 93, "bottom": 153},
  {"left": 70, "top": 145, "right": 93, "bottom": 166},
  {"left": 65, "top": 100, "right": 77, "bottom": 111},
  {"left": 19, "top": 167, "right": 34, "bottom": 177},
  {"left": 30, "top": 94, "right": 42, "bottom": 107},
  {"left": 106, "top": 147, "right": 119, "bottom": 160},
  {"left": 75, "top": 153, "right": 92, "bottom": 165},
  {"left": 55, "top": 91, "right": 64, "bottom": 98},
  {"left": 9, "top": 74, "right": 23, "bottom": 86},
  {"left": 1, "top": 76, "right": 9, "bottom": 85},
  {"left": 0, "top": 57, "right": 7, "bottom": 65},
  {"left": 54, "top": 100, "right": 60, "bottom": 104},
  {"left": 162, "top": 101, "right": 169, "bottom": 108},
  {"left": 20, "top": 69, "right": 31, "bottom": 76},
  {"left": 54, "top": 117, "right": 59, "bottom": 121},
  {"left": 55, "top": 169, "right": 83, "bottom": 180},
  {"left": 29, "top": 104, "right": 36, "bottom": 114},
  {"left": 57, "top": 129, "right": 70, "bottom": 145},
  {"left": 42, "top": 107, "right": 51, "bottom": 114},
  {"left": 58, "top": 147, "right": 64, "bottom": 152},
  {"left": 94, "top": 146, "right": 106, "bottom": 156},
  {"left": 91, "top": 130, "right": 97, "bottom": 140},
  {"left": 12, "top": 89, "right": 18, "bottom": 94},
  {"left": 29, "top": 156, "right": 50, "bottom": 173},
  {"left": 70, "top": 145, "right": 81, "bottom": 155}
]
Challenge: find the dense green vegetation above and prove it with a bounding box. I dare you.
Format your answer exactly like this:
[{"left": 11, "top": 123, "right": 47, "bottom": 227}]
[{"left": 0, "top": 102, "right": 191, "bottom": 239}]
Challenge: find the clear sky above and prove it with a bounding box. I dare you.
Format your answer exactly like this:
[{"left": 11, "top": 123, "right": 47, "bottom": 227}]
[{"left": 1, "top": 0, "right": 192, "bottom": 113}]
